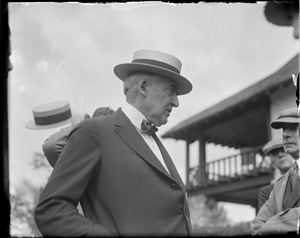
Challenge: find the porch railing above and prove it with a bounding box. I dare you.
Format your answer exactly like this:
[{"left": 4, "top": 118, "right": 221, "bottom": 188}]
[{"left": 187, "top": 146, "right": 274, "bottom": 189}]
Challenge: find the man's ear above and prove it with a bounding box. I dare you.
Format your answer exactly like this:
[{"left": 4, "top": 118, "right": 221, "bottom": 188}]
[{"left": 140, "top": 80, "right": 148, "bottom": 96}]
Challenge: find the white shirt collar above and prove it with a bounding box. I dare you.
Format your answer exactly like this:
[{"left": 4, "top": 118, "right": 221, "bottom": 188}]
[{"left": 121, "top": 103, "right": 147, "bottom": 131}]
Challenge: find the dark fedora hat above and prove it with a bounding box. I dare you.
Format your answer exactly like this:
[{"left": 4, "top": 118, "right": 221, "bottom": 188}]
[
  {"left": 264, "top": 1, "right": 299, "bottom": 27},
  {"left": 270, "top": 107, "right": 299, "bottom": 129},
  {"left": 113, "top": 49, "right": 193, "bottom": 95},
  {"left": 26, "top": 100, "right": 72, "bottom": 130}
]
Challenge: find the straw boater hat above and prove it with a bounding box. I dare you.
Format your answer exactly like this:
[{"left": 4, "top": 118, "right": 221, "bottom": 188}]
[
  {"left": 113, "top": 49, "right": 193, "bottom": 95},
  {"left": 270, "top": 107, "right": 299, "bottom": 129},
  {"left": 264, "top": 1, "right": 299, "bottom": 27},
  {"left": 262, "top": 138, "right": 284, "bottom": 155},
  {"left": 26, "top": 100, "right": 72, "bottom": 130}
]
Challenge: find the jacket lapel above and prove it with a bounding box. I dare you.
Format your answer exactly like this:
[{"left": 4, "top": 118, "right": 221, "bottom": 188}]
[
  {"left": 287, "top": 172, "right": 300, "bottom": 208},
  {"left": 276, "top": 172, "right": 289, "bottom": 212},
  {"left": 152, "top": 134, "right": 185, "bottom": 187},
  {"left": 113, "top": 108, "right": 175, "bottom": 180},
  {"left": 114, "top": 108, "right": 191, "bottom": 233}
]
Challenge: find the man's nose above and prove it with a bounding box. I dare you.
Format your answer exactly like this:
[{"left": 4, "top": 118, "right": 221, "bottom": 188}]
[
  {"left": 278, "top": 150, "right": 286, "bottom": 157},
  {"left": 282, "top": 128, "right": 290, "bottom": 138},
  {"left": 172, "top": 95, "right": 179, "bottom": 107}
]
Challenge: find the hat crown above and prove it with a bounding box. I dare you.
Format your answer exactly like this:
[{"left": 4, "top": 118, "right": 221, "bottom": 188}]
[
  {"left": 26, "top": 100, "right": 72, "bottom": 130},
  {"left": 113, "top": 49, "right": 192, "bottom": 95},
  {"left": 278, "top": 107, "right": 299, "bottom": 119},
  {"left": 33, "top": 100, "right": 70, "bottom": 117},
  {"left": 262, "top": 137, "right": 283, "bottom": 154},
  {"left": 132, "top": 50, "right": 182, "bottom": 74},
  {"left": 270, "top": 107, "right": 299, "bottom": 129}
]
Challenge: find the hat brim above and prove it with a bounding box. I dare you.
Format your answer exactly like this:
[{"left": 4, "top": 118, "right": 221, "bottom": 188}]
[
  {"left": 263, "top": 144, "right": 283, "bottom": 154},
  {"left": 114, "top": 63, "right": 192, "bottom": 95},
  {"left": 25, "top": 117, "right": 72, "bottom": 130},
  {"left": 264, "top": 2, "right": 293, "bottom": 27},
  {"left": 270, "top": 118, "right": 299, "bottom": 129}
]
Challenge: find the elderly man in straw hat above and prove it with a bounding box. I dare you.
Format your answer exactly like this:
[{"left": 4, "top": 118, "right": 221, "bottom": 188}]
[
  {"left": 34, "top": 50, "right": 193, "bottom": 236},
  {"left": 257, "top": 138, "right": 294, "bottom": 210},
  {"left": 251, "top": 107, "right": 300, "bottom": 235}
]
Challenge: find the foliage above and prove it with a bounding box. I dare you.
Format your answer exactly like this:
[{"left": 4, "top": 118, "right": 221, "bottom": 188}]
[
  {"left": 31, "top": 152, "right": 52, "bottom": 171},
  {"left": 10, "top": 178, "right": 43, "bottom": 237},
  {"left": 188, "top": 195, "right": 252, "bottom": 236},
  {"left": 10, "top": 152, "right": 50, "bottom": 237},
  {"left": 189, "top": 195, "right": 229, "bottom": 227},
  {"left": 192, "top": 221, "right": 252, "bottom": 236}
]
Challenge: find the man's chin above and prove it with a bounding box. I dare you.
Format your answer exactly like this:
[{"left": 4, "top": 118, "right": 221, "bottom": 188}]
[
  {"left": 159, "top": 117, "right": 168, "bottom": 126},
  {"left": 287, "top": 150, "right": 300, "bottom": 159}
]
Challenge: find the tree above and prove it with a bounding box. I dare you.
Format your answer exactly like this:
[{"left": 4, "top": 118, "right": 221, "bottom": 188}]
[
  {"left": 10, "top": 152, "right": 51, "bottom": 237},
  {"left": 188, "top": 195, "right": 252, "bottom": 236},
  {"left": 10, "top": 178, "right": 43, "bottom": 237}
]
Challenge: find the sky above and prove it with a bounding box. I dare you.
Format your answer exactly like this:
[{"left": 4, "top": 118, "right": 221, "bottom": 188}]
[{"left": 8, "top": 2, "right": 298, "bottom": 225}]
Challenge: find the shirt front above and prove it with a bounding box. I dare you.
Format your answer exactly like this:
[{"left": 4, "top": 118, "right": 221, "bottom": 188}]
[{"left": 121, "top": 103, "right": 170, "bottom": 174}]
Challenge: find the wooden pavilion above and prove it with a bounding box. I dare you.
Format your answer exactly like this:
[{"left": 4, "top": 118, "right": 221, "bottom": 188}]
[{"left": 162, "top": 54, "right": 299, "bottom": 213}]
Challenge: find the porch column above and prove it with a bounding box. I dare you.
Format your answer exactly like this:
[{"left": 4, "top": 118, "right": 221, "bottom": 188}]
[
  {"left": 265, "top": 104, "right": 271, "bottom": 141},
  {"left": 185, "top": 141, "right": 190, "bottom": 186},
  {"left": 198, "top": 134, "right": 206, "bottom": 187}
]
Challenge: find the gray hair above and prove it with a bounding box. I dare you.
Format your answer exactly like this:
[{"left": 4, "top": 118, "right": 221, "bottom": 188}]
[{"left": 123, "top": 72, "right": 159, "bottom": 95}]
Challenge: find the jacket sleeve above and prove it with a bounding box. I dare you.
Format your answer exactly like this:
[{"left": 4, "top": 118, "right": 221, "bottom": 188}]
[
  {"left": 259, "top": 207, "right": 300, "bottom": 235},
  {"left": 42, "top": 126, "right": 74, "bottom": 168},
  {"left": 251, "top": 188, "right": 277, "bottom": 235},
  {"left": 35, "top": 122, "right": 113, "bottom": 237},
  {"left": 258, "top": 185, "right": 273, "bottom": 211}
]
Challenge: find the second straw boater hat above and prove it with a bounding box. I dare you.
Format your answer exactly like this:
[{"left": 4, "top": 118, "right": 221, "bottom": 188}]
[
  {"left": 113, "top": 49, "right": 193, "bottom": 95},
  {"left": 26, "top": 100, "right": 72, "bottom": 130}
]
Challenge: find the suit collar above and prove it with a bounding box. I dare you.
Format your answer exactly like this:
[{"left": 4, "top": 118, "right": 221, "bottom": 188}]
[
  {"left": 121, "top": 103, "right": 147, "bottom": 132},
  {"left": 113, "top": 108, "right": 178, "bottom": 182}
]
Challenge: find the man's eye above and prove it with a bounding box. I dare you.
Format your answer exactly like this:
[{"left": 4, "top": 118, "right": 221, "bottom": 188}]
[{"left": 166, "top": 88, "right": 176, "bottom": 95}]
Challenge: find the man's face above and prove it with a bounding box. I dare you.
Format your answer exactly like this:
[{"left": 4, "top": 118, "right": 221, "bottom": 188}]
[
  {"left": 282, "top": 123, "right": 299, "bottom": 159},
  {"left": 144, "top": 76, "right": 179, "bottom": 127},
  {"left": 269, "top": 148, "right": 294, "bottom": 174}
]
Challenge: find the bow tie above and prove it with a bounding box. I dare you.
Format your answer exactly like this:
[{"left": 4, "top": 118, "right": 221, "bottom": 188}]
[{"left": 140, "top": 119, "right": 158, "bottom": 136}]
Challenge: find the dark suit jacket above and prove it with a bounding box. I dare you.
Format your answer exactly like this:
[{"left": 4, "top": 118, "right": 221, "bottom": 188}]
[
  {"left": 258, "top": 184, "right": 274, "bottom": 210},
  {"left": 35, "top": 108, "right": 192, "bottom": 236}
]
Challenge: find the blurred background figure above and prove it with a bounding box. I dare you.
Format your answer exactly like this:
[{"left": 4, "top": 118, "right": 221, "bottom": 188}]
[
  {"left": 264, "top": 1, "right": 300, "bottom": 120},
  {"left": 27, "top": 101, "right": 114, "bottom": 217},
  {"left": 264, "top": 1, "right": 299, "bottom": 39},
  {"left": 257, "top": 138, "right": 294, "bottom": 210},
  {"left": 2, "top": 1, "right": 11, "bottom": 237},
  {"left": 43, "top": 106, "right": 114, "bottom": 167}
]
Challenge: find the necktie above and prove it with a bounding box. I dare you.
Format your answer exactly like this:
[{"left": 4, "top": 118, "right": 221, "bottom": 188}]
[
  {"left": 292, "top": 161, "right": 299, "bottom": 176},
  {"left": 140, "top": 119, "right": 158, "bottom": 136}
]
